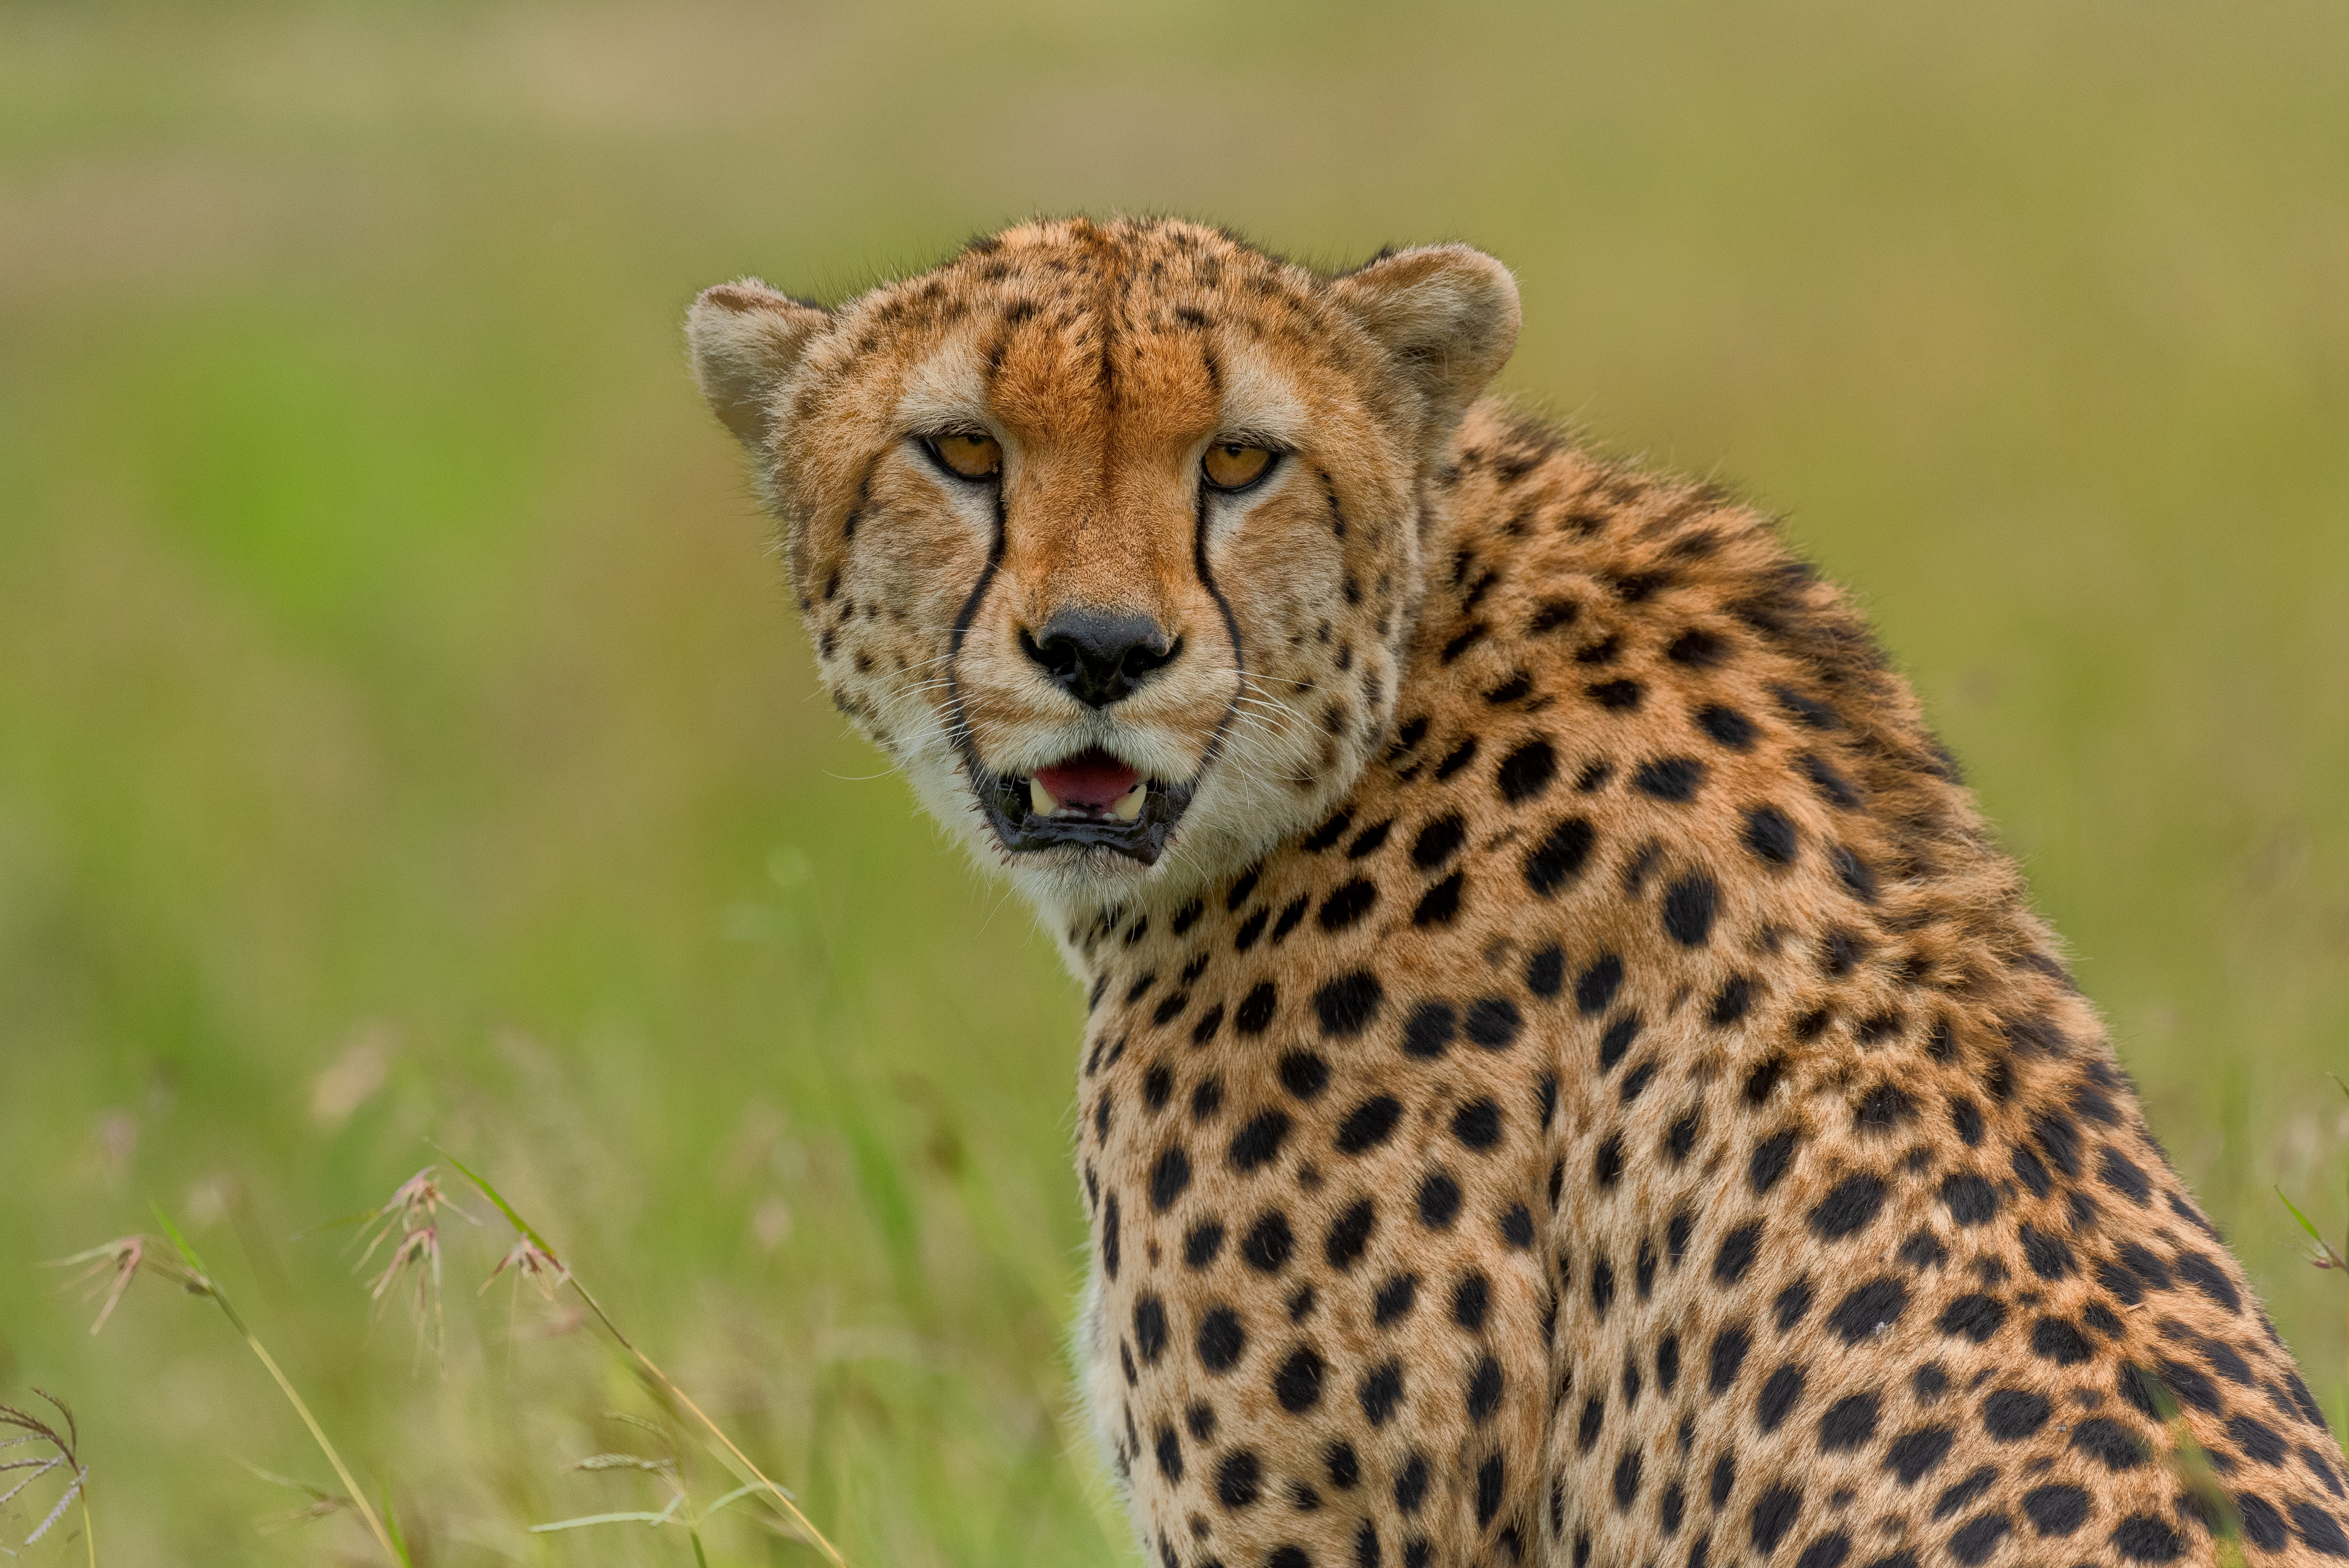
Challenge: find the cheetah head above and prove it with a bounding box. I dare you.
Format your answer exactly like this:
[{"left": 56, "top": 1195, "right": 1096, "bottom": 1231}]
[{"left": 687, "top": 217, "right": 1518, "bottom": 918}]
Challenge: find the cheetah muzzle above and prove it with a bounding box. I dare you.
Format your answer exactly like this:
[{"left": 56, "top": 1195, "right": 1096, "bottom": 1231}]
[{"left": 688, "top": 217, "right": 2347, "bottom": 1568}]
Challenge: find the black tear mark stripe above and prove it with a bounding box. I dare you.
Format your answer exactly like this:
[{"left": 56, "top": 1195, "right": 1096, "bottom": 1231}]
[
  {"left": 943, "top": 483, "right": 1013, "bottom": 775},
  {"left": 1192, "top": 485, "right": 1248, "bottom": 776}
]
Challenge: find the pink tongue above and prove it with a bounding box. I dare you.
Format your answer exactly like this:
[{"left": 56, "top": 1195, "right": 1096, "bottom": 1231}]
[{"left": 1035, "top": 749, "right": 1143, "bottom": 810}]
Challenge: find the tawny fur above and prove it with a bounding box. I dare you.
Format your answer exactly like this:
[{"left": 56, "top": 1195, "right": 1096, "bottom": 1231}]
[{"left": 688, "top": 216, "right": 2349, "bottom": 1568}]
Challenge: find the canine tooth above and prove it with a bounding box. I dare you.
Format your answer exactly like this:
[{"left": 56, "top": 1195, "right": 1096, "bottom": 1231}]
[
  {"left": 1111, "top": 782, "right": 1148, "bottom": 823},
  {"left": 1029, "top": 777, "right": 1056, "bottom": 817}
]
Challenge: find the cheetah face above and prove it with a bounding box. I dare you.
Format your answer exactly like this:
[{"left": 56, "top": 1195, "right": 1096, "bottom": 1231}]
[{"left": 687, "top": 219, "right": 1517, "bottom": 918}]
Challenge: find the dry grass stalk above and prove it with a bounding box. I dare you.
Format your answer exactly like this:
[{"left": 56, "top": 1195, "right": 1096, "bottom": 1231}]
[
  {"left": 437, "top": 1147, "right": 850, "bottom": 1566},
  {"left": 0, "top": 1390, "right": 95, "bottom": 1563},
  {"left": 47, "top": 1213, "right": 412, "bottom": 1566},
  {"left": 347, "top": 1167, "right": 476, "bottom": 1366}
]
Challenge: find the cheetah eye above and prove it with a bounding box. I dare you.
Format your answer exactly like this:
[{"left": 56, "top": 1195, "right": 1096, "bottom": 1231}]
[
  {"left": 1201, "top": 441, "right": 1275, "bottom": 493},
  {"left": 926, "top": 431, "right": 1002, "bottom": 481}
]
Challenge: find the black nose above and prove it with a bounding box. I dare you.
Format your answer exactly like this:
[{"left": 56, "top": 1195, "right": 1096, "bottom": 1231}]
[{"left": 1021, "top": 608, "right": 1180, "bottom": 707}]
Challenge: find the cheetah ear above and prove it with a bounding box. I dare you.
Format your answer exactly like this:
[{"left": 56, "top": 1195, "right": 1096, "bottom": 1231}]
[
  {"left": 1328, "top": 244, "right": 1521, "bottom": 440},
  {"left": 686, "top": 279, "right": 832, "bottom": 449}
]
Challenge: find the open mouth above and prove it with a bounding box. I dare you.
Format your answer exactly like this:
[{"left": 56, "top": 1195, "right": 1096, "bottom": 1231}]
[{"left": 972, "top": 747, "right": 1195, "bottom": 865}]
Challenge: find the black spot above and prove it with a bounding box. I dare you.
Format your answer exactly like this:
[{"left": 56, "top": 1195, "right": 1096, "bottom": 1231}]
[
  {"left": 1229, "top": 1111, "right": 1291, "bottom": 1172},
  {"left": 1578, "top": 1395, "right": 1607, "bottom": 1452},
  {"left": 1417, "top": 1171, "right": 1461, "bottom": 1229},
  {"left": 1939, "top": 1173, "right": 1998, "bottom": 1225},
  {"left": 1275, "top": 1346, "right": 1325, "bottom": 1413},
  {"left": 1240, "top": 1210, "right": 1293, "bottom": 1272},
  {"left": 1662, "top": 875, "right": 1720, "bottom": 946},
  {"left": 1800, "top": 752, "right": 1861, "bottom": 809},
  {"left": 1855, "top": 1083, "right": 1915, "bottom": 1133},
  {"left": 1313, "top": 973, "right": 1383, "bottom": 1036},
  {"left": 1620, "top": 1060, "right": 1657, "bottom": 1104},
  {"left": 1151, "top": 1146, "right": 1193, "bottom": 1210},
  {"left": 1794, "top": 1534, "right": 1851, "bottom": 1568},
  {"left": 1884, "top": 1427, "right": 1954, "bottom": 1485},
  {"left": 1697, "top": 705, "right": 1757, "bottom": 749},
  {"left": 1775, "top": 1278, "right": 1815, "bottom": 1331},
  {"left": 1708, "top": 975, "right": 1755, "bottom": 1027},
  {"left": 1411, "top": 814, "right": 1467, "bottom": 870},
  {"left": 1666, "top": 1208, "right": 1694, "bottom": 1263},
  {"left": 1476, "top": 1454, "right": 1505, "bottom": 1529},
  {"left": 2227, "top": 1413, "right": 2285, "bottom": 1466},
  {"left": 2174, "top": 1250, "right": 2241, "bottom": 1313},
  {"left": 2065, "top": 1417, "right": 2148, "bottom": 1472},
  {"left": 1216, "top": 1448, "right": 1262, "bottom": 1509},
  {"left": 1468, "top": 1357, "right": 1505, "bottom": 1424},
  {"left": 1326, "top": 1441, "right": 1360, "bottom": 1490},
  {"left": 1185, "top": 1220, "right": 1226, "bottom": 1269},
  {"left": 1463, "top": 997, "right": 1522, "bottom": 1049},
  {"left": 1634, "top": 757, "right": 1707, "bottom": 802},
  {"left": 2018, "top": 1224, "right": 2073, "bottom": 1281},
  {"left": 1667, "top": 1108, "right": 1701, "bottom": 1163},
  {"left": 1318, "top": 879, "right": 1378, "bottom": 932},
  {"left": 1452, "top": 1098, "right": 1503, "bottom": 1150},
  {"left": 1591, "top": 1256, "right": 1616, "bottom": 1317},
  {"left": 1279, "top": 1051, "right": 1331, "bottom": 1100},
  {"left": 1155, "top": 1424, "right": 1184, "bottom": 1482},
  {"left": 1577, "top": 955, "right": 1625, "bottom": 1016},
  {"left": 2294, "top": 1503, "right": 2349, "bottom": 1558},
  {"left": 1347, "top": 819, "right": 1392, "bottom": 859},
  {"left": 2031, "top": 1316, "right": 2094, "bottom": 1365},
  {"left": 1235, "top": 982, "right": 1278, "bottom": 1033},
  {"left": 1134, "top": 1294, "right": 1169, "bottom": 1363},
  {"left": 1526, "top": 946, "right": 1564, "bottom": 996},
  {"left": 2022, "top": 1485, "right": 2089, "bottom": 1537},
  {"left": 1589, "top": 679, "right": 1643, "bottom": 710},
  {"left": 1982, "top": 1388, "right": 2051, "bottom": 1441},
  {"left": 2099, "top": 1147, "right": 2151, "bottom": 1205},
  {"left": 1304, "top": 811, "right": 1353, "bottom": 852},
  {"left": 1402, "top": 1001, "right": 1456, "bottom": 1058},
  {"left": 1827, "top": 1277, "right": 1909, "bottom": 1343},
  {"left": 1496, "top": 739, "right": 1558, "bottom": 803},
  {"left": 1196, "top": 1307, "right": 1245, "bottom": 1373},
  {"left": 1715, "top": 1222, "right": 1763, "bottom": 1285},
  {"left": 1820, "top": 1395, "right": 1880, "bottom": 1451},
  {"left": 1751, "top": 1483, "right": 1803, "bottom": 1555},
  {"left": 1744, "top": 1053, "right": 1788, "bottom": 1104},
  {"left": 1946, "top": 1511, "right": 2010, "bottom": 1566},
  {"left": 1757, "top": 1364, "right": 1806, "bottom": 1431},
  {"left": 1434, "top": 738, "right": 1479, "bottom": 779},
  {"left": 1371, "top": 1271, "right": 1419, "bottom": 1327},
  {"left": 1324, "top": 1199, "right": 1375, "bottom": 1269},
  {"left": 1613, "top": 1448, "right": 1642, "bottom": 1509},
  {"left": 1936, "top": 1295, "right": 2006, "bottom": 1343},
  {"left": 1594, "top": 1134, "right": 1625, "bottom": 1189},
  {"left": 1930, "top": 1466, "right": 1996, "bottom": 1521},
  {"left": 1270, "top": 897, "right": 1308, "bottom": 942},
  {"left": 1743, "top": 805, "right": 1798, "bottom": 865},
  {"left": 2110, "top": 1515, "right": 2184, "bottom": 1563},
  {"left": 1829, "top": 844, "right": 1878, "bottom": 903},
  {"left": 1359, "top": 1360, "right": 1404, "bottom": 1426},
  {"left": 1949, "top": 1096, "right": 1984, "bottom": 1146},
  {"left": 1709, "top": 1324, "right": 1752, "bottom": 1392},
  {"left": 1525, "top": 816, "right": 1598, "bottom": 895},
  {"left": 2237, "top": 1496, "right": 2287, "bottom": 1552},
  {"left": 1809, "top": 1174, "right": 1888, "bottom": 1239},
  {"left": 1913, "top": 1363, "right": 1949, "bottom": 1402},
  {"left": 1335, "top": 1096, "right": 1403, "bottom": 1155},
  {"left": 1750, "top": 1130, "right": 1798, "bottom": 1194},
  {"left": 1712, "top": 1454, "right": 1736, "bottom": 1508}
]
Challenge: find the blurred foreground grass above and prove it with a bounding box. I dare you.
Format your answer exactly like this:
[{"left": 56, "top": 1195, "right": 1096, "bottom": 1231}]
[{"left": 1, "top": 1, "right": 2345, "bottom": 1561}]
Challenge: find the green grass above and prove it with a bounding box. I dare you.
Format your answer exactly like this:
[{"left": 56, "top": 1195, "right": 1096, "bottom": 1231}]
[{"left": 2, "top": 1, "right": 2345, "bottom": 1560}]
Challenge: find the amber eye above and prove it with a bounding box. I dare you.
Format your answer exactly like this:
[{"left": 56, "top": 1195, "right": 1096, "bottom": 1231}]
[
  {"left": 1202, "top": 441, "right": 1274, "bottom": 492},
  {"left": 929, "top": 431, "right": 1002, "bottom": 479}
]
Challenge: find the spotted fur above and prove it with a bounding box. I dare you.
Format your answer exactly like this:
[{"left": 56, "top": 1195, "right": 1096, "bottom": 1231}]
[{"left": 689, "top": 217, "right": 2348, "bottom": 1568}]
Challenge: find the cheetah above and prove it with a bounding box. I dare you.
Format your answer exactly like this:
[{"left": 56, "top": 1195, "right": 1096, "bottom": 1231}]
[{"left": 686, "top": 216, "right": 2349, "bottom": 1568}]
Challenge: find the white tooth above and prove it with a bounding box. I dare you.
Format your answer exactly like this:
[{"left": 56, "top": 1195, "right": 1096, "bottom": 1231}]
[
  {"left": 1111, "top": 782, "right": 1148, "bottom": 823},
  {"left": 1029, "top": 777, "right": 1056, "bottom": 817}
]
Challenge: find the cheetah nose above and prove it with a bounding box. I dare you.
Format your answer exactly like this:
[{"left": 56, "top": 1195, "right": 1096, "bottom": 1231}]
[{"left": 1020, "top": 608, "right": 1181, "bottom": 708}]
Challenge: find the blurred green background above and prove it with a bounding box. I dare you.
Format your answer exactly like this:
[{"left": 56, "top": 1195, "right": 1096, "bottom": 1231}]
[{"left": 2, "top": 1, "right": 2345, "bottom": 1561}]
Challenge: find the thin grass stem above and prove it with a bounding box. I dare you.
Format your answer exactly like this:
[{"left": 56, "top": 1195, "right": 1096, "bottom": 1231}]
[
  {"left": 150, "top": 1208, "right": 409, "bottom": 1567},
  {"left": 437, "top": 1147, "right": 848, "bottom": 1566}
]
